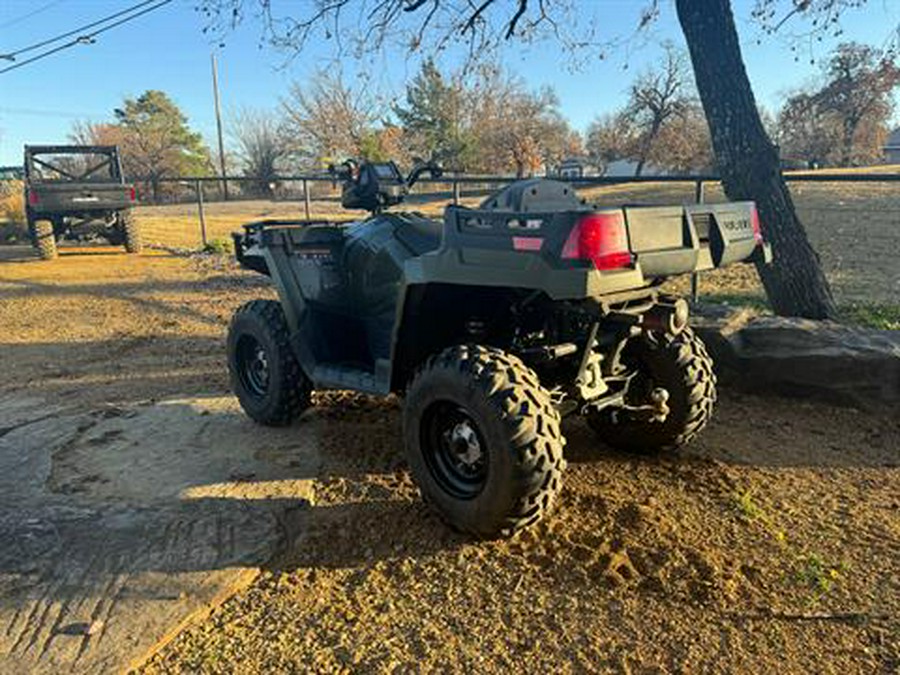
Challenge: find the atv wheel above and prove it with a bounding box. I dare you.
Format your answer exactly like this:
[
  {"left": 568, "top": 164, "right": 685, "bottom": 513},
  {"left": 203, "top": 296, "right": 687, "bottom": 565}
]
[
  {"left": 403, "top": 345, "right": 566, "bottom": 538},
  {"left": 118, "top": 209, "right": 143, "bottom": 253},
  {"left": 587, "top": 327, "right": 716, "bottom": 452},
  {"left": 29, "top": 216, "right": 58, "bottom": 260},
  {"left": 227, "top": 300, "right": 311, "bottom": 426}
]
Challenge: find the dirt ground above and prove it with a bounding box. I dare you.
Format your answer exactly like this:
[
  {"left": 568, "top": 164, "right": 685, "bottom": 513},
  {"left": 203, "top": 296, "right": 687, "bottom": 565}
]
[{"left": 0, "top": 246, "right": 897, "bottom": 673}]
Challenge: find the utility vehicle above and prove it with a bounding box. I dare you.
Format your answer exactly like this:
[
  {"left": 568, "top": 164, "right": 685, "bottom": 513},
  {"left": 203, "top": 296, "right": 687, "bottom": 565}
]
[
  {"left": 228, "top": 160, "right": 771, "bottom": 537},
  {"left": 24, "top": 145, "right": 141, "bottom": 259}
]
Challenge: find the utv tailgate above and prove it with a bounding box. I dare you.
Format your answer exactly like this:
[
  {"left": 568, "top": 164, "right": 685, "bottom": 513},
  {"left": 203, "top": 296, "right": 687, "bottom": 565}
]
[{"left": 28, "top": 182, "right": 134, "bottom": 213}]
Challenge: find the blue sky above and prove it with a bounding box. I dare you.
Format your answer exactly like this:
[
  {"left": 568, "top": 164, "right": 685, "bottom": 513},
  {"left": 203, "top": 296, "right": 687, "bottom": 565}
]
[{"left": 0, "top": 0, "right": 897, "bottom": 166}]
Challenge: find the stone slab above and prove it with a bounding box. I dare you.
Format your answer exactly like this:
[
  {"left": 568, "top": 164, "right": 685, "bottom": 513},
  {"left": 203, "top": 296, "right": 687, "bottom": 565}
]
[
  {"left": 692, "top": 305, "right": 900, "bottom": 408},
  {"left": 0, "top": 395, "right": 319, "bottom": 674}
]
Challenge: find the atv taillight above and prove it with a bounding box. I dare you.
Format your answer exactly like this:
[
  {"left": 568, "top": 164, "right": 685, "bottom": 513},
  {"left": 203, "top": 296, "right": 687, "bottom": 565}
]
[
  {"left": 27, "top": 189, "right": 39, "bottom": 206},
  {"left": 561, "top": 212, "right": 633, "bottom": 270},
  {"left": 750, "top": 204, "right": 763, "bottom": 244},
  {"left": 128, "top": 186, "right": 137, "bottom": 202}
]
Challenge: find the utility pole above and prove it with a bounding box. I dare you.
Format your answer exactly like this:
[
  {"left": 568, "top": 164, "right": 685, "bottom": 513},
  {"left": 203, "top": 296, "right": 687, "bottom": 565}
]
[{"left": 211, "top": 52, "right": 228, "bottom": 200}]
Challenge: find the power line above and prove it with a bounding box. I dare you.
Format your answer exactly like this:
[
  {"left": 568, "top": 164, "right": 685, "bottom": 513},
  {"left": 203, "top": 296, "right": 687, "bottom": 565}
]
[
  {"left": 2, "top": 0, "right": 161, "bottom": 59},
  {"left": 0, "top": 0, "right": 173, "bottom": 75},
  {"left": 0, "top": 0, "right": 65, "bottom": 31}
]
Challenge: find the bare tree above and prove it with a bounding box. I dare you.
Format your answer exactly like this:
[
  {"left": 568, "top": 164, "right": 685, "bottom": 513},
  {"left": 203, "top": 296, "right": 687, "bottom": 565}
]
[
  {"left": 198, "top": 0, "right": 884, "bottom": 318},
  {"left": 229, "top": 107, "right": 288, "bottom": 196},
  {"left": 281, "top": 70, "right": 382, "bottom": 166},
  {"left": 624, "top": 44, "right": 693, "bottom": 176},
  {"left": 778, "top": 91, "right": 842, "bottom": 165},
  {"left": 645, "top": 103, "right": 713, "bottom": 174},
  {"left": 472, "top": 68, "right": 574, "bottom": 177},
  {"left": 585, "top": 113, "right": 638, "bottom": 173},
  {"left": 812, "top": 43, "right": 900, "bottom": 166}
]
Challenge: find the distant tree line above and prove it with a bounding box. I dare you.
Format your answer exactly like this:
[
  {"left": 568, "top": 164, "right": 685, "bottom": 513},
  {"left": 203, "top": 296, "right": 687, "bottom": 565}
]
[{"left": 71, "top": 40, "right": 898, "bottom": 200}]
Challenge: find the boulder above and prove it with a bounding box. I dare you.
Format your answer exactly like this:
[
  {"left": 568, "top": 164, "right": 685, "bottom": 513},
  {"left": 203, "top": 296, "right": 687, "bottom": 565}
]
[{"left": 692, "top": 305, "right": 900, "bottom": 408}]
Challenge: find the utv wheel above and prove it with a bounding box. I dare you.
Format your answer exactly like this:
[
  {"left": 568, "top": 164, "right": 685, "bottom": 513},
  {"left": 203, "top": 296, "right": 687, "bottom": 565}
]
[
  {"left": 118, "top": 209, "right": 143, "bottom": 253},
  {"left": 403, "top": 345, "right": 566, "bottom": 538},
  {"left": 587, "top": 327, "right": 716, "bottom": 452},
  {"left": 227, "top": 300, "right": 311, "bottom": 426},
  {"left": 29, "top": 217, "right": 58, "bottom": 260}
]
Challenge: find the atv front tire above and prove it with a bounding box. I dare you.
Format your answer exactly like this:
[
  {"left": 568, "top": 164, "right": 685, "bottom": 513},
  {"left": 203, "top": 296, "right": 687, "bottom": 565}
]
[
  {"left": 28, "top": 213, "right": 58, "bottom": 260},
  {"left": 118, "top": 209, "right": 143, "bottom": 253},
  {"left": 227, "top": 300, "right": 311, "bottom": 426},
  {"left": 587, "top": 327, "right": 716, "bottom": 452},
  {"left": 403, "top": 345, "right": 566, "bottom": 538}
]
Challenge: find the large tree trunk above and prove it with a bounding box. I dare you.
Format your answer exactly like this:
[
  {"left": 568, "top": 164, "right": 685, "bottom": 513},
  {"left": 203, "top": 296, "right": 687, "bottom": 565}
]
[{"left": 676, "top": 0, "right": 837, "bottom": 319}]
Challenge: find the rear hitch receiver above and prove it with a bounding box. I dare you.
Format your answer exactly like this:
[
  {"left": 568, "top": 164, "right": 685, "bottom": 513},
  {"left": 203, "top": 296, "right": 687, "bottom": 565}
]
[{"left": 642, "top": 299, "right": 688, "bottom": 335}]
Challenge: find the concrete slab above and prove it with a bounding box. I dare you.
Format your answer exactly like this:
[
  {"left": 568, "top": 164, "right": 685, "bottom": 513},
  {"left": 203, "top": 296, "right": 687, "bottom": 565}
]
[{"left": 0, "top": 395, "right": 319, "bottom": 674}]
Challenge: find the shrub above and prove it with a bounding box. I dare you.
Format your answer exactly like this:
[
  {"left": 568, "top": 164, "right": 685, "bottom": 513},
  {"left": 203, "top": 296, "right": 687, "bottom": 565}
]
[
  {"left": 0, "top": 180, "right": 26, "bottom": 227},
  {"left": 202, "top": 237, "right": 234, "bottom": 255}
]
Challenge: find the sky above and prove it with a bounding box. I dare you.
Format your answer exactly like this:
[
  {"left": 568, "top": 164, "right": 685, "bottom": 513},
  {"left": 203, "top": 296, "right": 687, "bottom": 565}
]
[{"left": 0, "top": 0, "right": 898, "bottom": 167}]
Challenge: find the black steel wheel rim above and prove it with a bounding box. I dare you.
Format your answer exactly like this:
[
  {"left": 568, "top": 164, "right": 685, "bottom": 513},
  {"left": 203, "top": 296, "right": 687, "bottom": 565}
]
[
  {"left": 235, "top": 334, "right": 270, "bottom": 399},
  {"left": 420, "top": 402, "right": 488, "bottom": 500}
]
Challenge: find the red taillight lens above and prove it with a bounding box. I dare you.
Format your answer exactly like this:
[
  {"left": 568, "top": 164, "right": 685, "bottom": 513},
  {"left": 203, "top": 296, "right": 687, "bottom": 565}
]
[
  {"left": 27, "top": 189, "right": 39, "bottom": 206},
  {"left": 750, "top": 204, "right": 763, "bottom": 244},
  {"left": 128, "top": 186, "right": 137, "bottom": 202},
  {"left": 561, "top": 212, "right": 633, "bottom": 270}
]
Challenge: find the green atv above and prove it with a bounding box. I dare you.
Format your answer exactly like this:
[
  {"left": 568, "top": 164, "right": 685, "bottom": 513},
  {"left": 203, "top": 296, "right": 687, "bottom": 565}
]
[{"left": 228, "top": 160, "right": 770, "bottom": 538}]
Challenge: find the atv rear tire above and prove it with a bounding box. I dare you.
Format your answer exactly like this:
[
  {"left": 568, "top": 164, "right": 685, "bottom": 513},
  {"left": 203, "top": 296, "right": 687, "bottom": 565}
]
[
  {"left": 118, "top": 209, "right": 142, "bottom": 253},
  {"left": 403, "top": 345, "right": 566, "bottom": 538},
  {"left": 587, "top": 327, "right": 716, "bottom": 452},
  {"left": 29, "top": 217, "right": 58, "bottom": 260},
  {"left": 227, "top": 300, "right": 311, "bottom": 426}
]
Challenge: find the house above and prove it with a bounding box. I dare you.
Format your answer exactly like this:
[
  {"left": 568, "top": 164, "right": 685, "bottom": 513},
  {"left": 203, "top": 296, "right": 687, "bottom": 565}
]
[
  {"left": 553, "top": 157, "right": 667, "bottom": 179},
  {"left": 553, "top": 157, "right": 603, "bottom": 179},
  {"left": 604, "top": 159, "right": 666, "bottom": 177},
  {"left": 884, "top": 128, "right": 900, "bottom": 164}
]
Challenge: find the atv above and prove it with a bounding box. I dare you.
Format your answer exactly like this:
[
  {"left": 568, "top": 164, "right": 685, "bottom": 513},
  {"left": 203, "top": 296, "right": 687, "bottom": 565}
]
[{"left": 228, "top": 160, "right": 771, "bottom": 538}]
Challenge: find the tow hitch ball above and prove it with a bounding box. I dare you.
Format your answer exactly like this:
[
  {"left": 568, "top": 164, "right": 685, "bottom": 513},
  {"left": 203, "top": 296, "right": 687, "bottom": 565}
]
[{"left": 614, "top": 387, "right": 670, "bottom": 424}]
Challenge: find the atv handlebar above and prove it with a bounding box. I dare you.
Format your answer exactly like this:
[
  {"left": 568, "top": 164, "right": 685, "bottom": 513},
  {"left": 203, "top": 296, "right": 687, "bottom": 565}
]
[{"left": 406, "top": 162, "right": 443, "bottom": 188}]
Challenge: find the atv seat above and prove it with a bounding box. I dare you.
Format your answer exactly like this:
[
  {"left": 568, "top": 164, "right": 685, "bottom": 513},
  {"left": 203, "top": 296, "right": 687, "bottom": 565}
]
[{"left": 394, "top": 214, "right": 442, "bottom": 256}]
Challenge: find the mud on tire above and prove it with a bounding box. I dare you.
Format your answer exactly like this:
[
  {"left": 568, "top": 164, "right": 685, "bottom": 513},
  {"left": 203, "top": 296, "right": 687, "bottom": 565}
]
[
  {"left": 587, "top": 327, "right": 716, "bottom": 452},
  {"left": 403, "top": 344, "right": 566, "bottom": 538},
  {"left": 227, "top": 300, "right": 312, "bottom": 426}
]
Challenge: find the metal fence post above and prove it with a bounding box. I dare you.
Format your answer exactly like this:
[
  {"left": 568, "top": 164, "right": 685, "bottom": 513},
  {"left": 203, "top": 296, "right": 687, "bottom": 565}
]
[
  {"left": 196, "top": 179, "right": 208, "bottom": 247},
  {"left": 690, "top": 179, "right": 705, "bottom": 304},
  {"left": 303, "top": 179, "right": 312, "bottom": 220},
  {"left": 452, "top": 178, "right": 460, "bottom": 205}
]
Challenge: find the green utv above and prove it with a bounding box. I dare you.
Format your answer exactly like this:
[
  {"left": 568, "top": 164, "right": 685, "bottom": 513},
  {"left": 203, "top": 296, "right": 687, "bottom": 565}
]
[
  {"left": 23, "top": 145, "right": 141, "bottom": 260},
  {"left": 228, "top": 160, "right": 771, "bottom": 538}
]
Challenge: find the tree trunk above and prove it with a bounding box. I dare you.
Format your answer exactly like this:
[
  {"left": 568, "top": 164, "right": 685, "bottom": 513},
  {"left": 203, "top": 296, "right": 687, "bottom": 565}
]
[
  {"left": 635, "top": 120, "right": 661, "bottom": 177},
  {"left": 634, "top": 157, "right": 645, "bottom": 177},
  {"left": 841, "top": 116, "right": 858, "bottom": 166},
  {"left": 675, "top": 0, "right": 837, "bottom": 319}
]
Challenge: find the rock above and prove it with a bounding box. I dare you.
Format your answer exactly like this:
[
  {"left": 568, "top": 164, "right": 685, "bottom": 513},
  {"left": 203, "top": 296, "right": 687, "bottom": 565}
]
[{"left": 693, "top": 306, "right": 900, "bottom": 408}]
